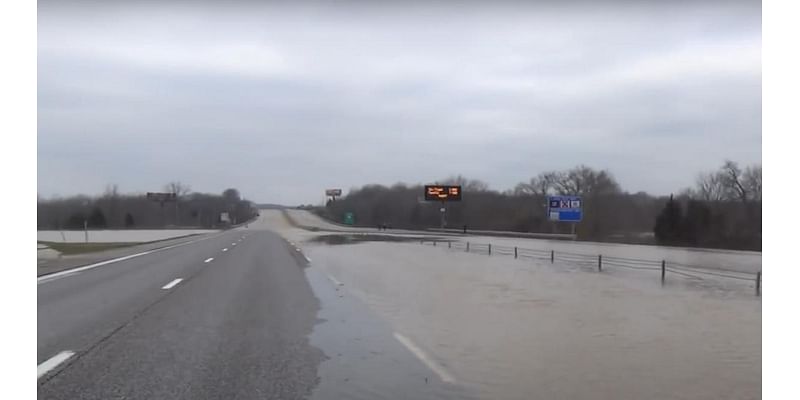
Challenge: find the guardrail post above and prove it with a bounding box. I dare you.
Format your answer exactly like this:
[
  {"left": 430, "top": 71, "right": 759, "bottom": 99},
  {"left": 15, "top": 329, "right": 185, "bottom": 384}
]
[
  {"left": 661, "top": 260, "right": 666, "bottom": 283},
  {"left": 466, "top": 242, "right": 470, "bottom": 252},
  {"left": 550, "top": 250, "right": 554, "bottom": 263},
  {"left": 756, "top": 271, "right": 761, "bottom": 296},
  {"left": 488, "top": 244, "right": 492, "bottom": 255},
  {"left": 433, "top": 240, "right": 436, "bottom": 247},
  {"left": 514, "top": 247, "right": 518, "bottom": 259},
  {"left": 598, "top": 255, "right": 602, "bottom": 271},
  {"left": 448, "top": 241, "right": 451, "bottom": 249}
]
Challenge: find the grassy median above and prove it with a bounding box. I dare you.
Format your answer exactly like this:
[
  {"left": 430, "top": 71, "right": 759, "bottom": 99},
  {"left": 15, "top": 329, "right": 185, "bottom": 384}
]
[
  {"left": 38, "top": 241, "right": 140, "bottom": 255},
  {"left": 38, "top": 234, "right": 202, "bottom": 256}
]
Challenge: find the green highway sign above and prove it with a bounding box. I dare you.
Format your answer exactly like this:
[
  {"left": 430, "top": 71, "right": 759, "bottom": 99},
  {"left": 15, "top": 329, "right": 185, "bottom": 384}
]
[{"left": 344, "top": 212, "right": 355, "bottom": 225}]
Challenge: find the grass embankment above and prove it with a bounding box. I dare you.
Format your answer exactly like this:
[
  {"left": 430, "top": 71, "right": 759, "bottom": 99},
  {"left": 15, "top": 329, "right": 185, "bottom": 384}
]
[
  {"left": 38, "top": 241, "right": 140, "bottom": 255},
  {"left": 38, "top": 233, "right": 200, "bottom": 255}
]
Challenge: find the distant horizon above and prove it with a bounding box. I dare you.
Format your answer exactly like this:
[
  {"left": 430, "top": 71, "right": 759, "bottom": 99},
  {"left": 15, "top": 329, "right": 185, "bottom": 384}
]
[
  {"left": 38, "top": 1, "right": 761, "bottom": 204},
  {"left": 38, "top": 160, "right": 761, "bottom": 205}
]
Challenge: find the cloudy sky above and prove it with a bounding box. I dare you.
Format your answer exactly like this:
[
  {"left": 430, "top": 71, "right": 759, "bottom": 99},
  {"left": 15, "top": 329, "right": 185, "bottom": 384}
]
[{"left": 38, "top": 1, "right": 761, "bottom": 205}]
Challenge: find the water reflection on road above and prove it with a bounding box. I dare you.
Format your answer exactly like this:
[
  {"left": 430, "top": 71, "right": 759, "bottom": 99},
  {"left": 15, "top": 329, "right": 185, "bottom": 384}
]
[
  {"left": 306, "top": 267, "right": 477, "bottom": 400},
  {"left": 305, "top": 239, "right": 760, "bottom": 400}
]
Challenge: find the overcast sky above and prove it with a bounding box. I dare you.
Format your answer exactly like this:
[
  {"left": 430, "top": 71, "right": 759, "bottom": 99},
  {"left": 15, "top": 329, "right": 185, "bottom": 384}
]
[{"left": 38, "top": 1, "right": 761, "bottom": 205}]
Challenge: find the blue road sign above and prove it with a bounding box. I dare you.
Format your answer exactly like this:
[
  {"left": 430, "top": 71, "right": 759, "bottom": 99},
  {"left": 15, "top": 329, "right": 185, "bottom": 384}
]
[{"left": 547, "top": 195, "right": 582, "bottom": 222}]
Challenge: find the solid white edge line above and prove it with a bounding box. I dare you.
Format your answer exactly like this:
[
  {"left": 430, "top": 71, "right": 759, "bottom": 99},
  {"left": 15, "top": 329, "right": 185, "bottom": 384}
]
[
  {"left": 37, "top": 232, "right": 227, "bottom": 284},
  {"left": 393, "top": 333, "right": 456, "bottom": 383},
  {"left": 161, "top": 278, "right": 183, "bottom": 290},
  {"left": 37, "top": 351, "right": 75, "bottom": 379},
  {"left": 204, "top": 258, "right": 214, "bottom": 263}
]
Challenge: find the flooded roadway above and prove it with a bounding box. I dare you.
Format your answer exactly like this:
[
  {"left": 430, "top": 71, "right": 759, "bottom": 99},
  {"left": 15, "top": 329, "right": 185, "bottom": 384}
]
[
  {"left": 284, "top": 209, "right": 762, "bottom": 274},
  {"left": 265, "top": 210, "right": 761, "bottom": 399}
]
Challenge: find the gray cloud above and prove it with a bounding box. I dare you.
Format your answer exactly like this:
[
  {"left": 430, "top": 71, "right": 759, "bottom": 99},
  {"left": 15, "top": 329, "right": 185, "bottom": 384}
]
[{"left": 38, "top": 1, "right": 761, "bottom": 204}]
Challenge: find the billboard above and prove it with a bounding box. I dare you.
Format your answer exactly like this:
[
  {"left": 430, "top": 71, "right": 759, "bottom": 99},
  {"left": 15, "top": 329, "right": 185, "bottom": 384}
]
[
  {"left": 547, "top": 196, "right": 582, "bottom": 222},
  {"left": 325, "top": 189, "right": 342, "bottom": 196},
  {"left": 424, "top": 185, "right": 462, "bottom": 201}
]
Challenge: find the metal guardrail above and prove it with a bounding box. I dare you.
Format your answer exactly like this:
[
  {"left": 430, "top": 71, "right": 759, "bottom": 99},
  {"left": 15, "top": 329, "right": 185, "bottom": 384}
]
[
  {"left": 428, "top": 228, "right": 576, "bottom": 240},
  {"left": 419, "top": 239, "right": 761, "bottom": 296}
]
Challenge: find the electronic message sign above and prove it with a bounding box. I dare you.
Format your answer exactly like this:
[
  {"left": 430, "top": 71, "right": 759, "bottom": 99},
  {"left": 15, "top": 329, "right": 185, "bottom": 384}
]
[{"left": 424, "top": 185, "right": 462, "bottom": 201}]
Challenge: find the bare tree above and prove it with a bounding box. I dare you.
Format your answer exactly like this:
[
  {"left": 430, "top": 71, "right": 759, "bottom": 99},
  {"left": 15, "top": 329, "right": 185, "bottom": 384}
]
[
  {"left": 743, "top": 164, "right": 761, "bottom": 202},
  {"left": 164, "top": 181, "right": 192, "bottom": 197},
  {"left": 695, "top": 172, "right": 727, "bottom": 201},
  {"left": 163, "top": 181, "right": 192, "bottom": 226},
  {"left": 442, "top": 175, "right": 489, "bottom": 192},
  {"left": 101, "top": 184, "right": 121, "bottom": 227},
  {"left": 552, "top": 165, "right": 620, "bottom": 196},
  {"left": 515, "top": 172, "right": 557, "bottom": 196},
  {"left": 720, "top": 160, "right": 749, "bottom": 204}
]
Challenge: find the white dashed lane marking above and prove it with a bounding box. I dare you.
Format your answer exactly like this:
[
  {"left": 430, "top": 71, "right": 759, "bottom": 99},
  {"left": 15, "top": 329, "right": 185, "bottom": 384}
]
[
  {"left": 393, "top": 333, "right": 456, "bottom": 383},
  {"left": 161, "top": 278, "right": 183, "bottom": 290},
  {"left": 38, "top": 351, "right": 75, "bottom": 379}
]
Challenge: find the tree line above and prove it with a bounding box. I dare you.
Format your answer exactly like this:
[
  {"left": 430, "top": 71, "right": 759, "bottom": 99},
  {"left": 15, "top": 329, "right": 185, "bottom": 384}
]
[
  {"left": 655, "top": 161, "right": 761, "bottom": 250},
  {"left": 37, "top": 182, "right": 257, "bottom": 230},
  {"left": 316, "top": 161, "right": 761, "bottom": 251}
]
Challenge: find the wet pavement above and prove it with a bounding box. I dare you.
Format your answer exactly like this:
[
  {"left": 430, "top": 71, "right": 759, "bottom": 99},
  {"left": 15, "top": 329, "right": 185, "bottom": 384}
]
[{"left": 306, "top": 267, "right": 477, "bottom": 400}]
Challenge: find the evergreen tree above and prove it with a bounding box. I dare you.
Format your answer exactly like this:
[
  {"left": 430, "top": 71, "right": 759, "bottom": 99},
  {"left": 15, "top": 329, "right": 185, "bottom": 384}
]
[{"left": 654, "top": 194, "right": 683, "bottom": 245}]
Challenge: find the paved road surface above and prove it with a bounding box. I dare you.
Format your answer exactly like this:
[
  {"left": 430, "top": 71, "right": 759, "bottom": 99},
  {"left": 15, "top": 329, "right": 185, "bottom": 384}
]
[
  {"left": 38, "top": 210, "right": 759, "bottom": 399},
  {"left": 38, "top": 224, "right": 465, "bottom": 399}
]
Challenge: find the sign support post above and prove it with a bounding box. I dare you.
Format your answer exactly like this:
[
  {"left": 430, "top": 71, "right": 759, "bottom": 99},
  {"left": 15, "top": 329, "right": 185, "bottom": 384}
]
[
  {"left": 440, "top": 200, "right": 446, "bottom": 229},
  {"left": 423, "top": 185, "right": 462, "bottom": 229},
  {"left": 547, "top": 195, "right": 583, "bottom": 239}
]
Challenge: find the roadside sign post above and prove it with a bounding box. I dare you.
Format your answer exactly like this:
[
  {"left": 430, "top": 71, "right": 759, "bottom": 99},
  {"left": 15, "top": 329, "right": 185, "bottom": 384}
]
[
  {"left": 82, "top": 199, "right": 90, "bottom": 242},
  {"left": 423, "top": 185, "right": 462, "bottom": 229},
  {"left": 325, "top": 189, "right": 343, "bottom": 206},
  {"left": 547, "top": 196, "right": 582, "bottom": 239}
]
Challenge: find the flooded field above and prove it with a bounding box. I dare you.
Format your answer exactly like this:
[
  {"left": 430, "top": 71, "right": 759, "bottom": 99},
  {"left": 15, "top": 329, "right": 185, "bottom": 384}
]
[
  {"left": 256, "top": 209, "right": 761, "bottom": 399},
  {"left": 305, "top": 241, "right": 761, "bottom": 400},
  {"left": 460, "top": 234, "right": 762, "bottom": 275},
  {"left": 283, "top": 209, "right": 762, "bottom": 274}
]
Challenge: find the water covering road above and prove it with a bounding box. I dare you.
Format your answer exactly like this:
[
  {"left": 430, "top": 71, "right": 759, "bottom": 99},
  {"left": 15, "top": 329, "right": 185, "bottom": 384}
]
[{"left": 38, "top": 209, "right": 760, "bottom": 399}]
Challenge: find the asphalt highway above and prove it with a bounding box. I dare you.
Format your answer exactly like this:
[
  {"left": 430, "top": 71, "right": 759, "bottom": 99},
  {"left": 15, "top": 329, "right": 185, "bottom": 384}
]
[
  {"left": 38, "top": 224, "right": 463, "bottom": 399},
  {"left": 38, "top": 210, "right": 759, "bottom": 399}
]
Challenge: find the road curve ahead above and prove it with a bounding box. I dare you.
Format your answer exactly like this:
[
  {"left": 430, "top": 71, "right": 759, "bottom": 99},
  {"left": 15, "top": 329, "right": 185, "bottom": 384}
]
[{"left": 38, "top": 228, "right": 324, "bottom": 399}]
